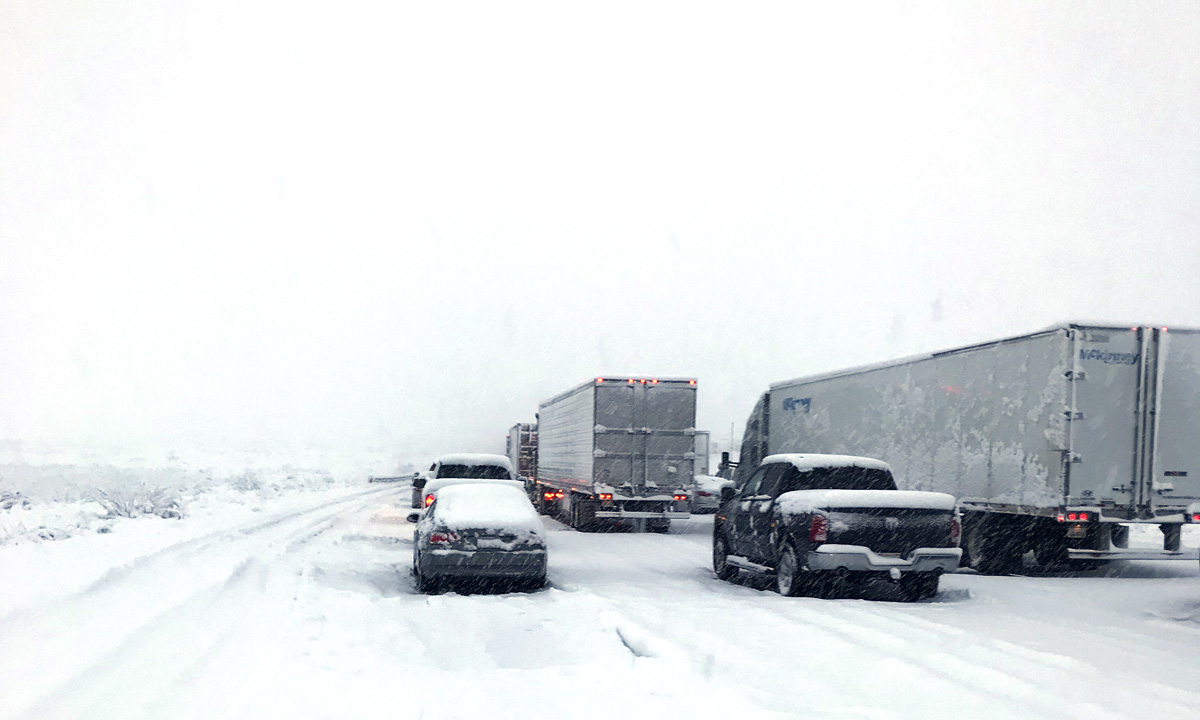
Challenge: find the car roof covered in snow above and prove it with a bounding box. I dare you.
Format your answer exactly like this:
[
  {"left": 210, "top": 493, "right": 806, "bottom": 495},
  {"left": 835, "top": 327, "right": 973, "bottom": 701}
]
[
  {"left": 761, "top": 453, "right": 892, "bottom": 473},
  {"left": 432, "top": 483, "right": 543, "bottom": 533},
  {"left": 435, "top": 453, "right": 513, "bottom": 469}
]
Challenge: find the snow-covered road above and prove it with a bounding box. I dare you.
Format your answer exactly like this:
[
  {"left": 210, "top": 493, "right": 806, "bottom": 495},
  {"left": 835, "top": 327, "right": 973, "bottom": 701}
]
[{"left": 4, "top": 486, "right": 1199, "bottom": 720}]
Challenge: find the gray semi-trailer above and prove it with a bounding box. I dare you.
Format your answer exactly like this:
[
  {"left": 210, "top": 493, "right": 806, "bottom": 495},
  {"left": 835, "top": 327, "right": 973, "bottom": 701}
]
[
  {"left": 534, "top": 377, "right": 697, "bottom": 531},
  {"left": 737, "top": 323, "right": 1200, "bottom": 574}
]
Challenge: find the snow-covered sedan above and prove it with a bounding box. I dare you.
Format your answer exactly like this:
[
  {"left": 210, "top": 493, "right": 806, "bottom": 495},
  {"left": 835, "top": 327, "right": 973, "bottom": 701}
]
[
  {"left": 689, "top": 474, "right": 734, "bottom": 513},
  {"left": 411, "top": 453, "right": 516, "bottom": 508},
  {"left": 713, "top": 454, "right": 961, "bottom": 601},
  {"left": 410, "top": 483, "right": 548, "bottom": 593}
]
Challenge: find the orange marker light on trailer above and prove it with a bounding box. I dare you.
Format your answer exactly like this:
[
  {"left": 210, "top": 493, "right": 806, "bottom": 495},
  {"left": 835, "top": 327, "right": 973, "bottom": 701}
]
[
  {"left": 596, "top": 377, "right": 604, "bottom": 383},
  {"left": 688, "top": 380, "right": 697, "bottom": 385},
  {"left": 628, "top": 379, "right": 635, "bottom": 384}
]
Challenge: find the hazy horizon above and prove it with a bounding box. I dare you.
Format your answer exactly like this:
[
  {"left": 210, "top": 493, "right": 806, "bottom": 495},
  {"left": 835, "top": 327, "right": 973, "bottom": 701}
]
[{"left": 3, "top": 2, "right": 1198, "bottom": 471}]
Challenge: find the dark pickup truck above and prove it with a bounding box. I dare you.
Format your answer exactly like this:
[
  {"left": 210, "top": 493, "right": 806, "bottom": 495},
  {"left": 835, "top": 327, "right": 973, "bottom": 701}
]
[{"left": 713, "top": 454, "right": 961, "bottom": 600}]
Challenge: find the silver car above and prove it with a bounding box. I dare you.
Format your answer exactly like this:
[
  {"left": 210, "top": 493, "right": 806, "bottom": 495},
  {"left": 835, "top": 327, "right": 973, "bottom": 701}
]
[{"left": 410, "top": 483, "right": 547, "bottom": 593}]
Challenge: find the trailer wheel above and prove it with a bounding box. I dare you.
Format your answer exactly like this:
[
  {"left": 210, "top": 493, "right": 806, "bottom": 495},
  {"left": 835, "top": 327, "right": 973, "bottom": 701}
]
[
  {"left": 570, "top": 498, "right": 597, "bottom": 532},
  {"left": 898, "top": 573, "right": 939, "bottom": 601},
  {"left": 964, "top": 514, "right": 1023, "bottom": 576}
]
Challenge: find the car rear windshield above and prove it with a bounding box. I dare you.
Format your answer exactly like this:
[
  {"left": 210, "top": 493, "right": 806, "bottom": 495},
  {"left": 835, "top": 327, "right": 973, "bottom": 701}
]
[
  {"left": 797, "top": 466, "right": 897, "bottom": 492},
  {"left": 436, "top": 464, "right": 512, "bottom": 480}
]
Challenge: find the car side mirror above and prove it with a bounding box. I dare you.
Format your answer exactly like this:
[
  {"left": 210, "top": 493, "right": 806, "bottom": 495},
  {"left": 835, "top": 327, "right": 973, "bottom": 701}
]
[
  {"left": 721, "top": 486, "right": 736, "bottom": 502},
  {"left": 406, "top": 512, "right": 420, "bottom": 523}
]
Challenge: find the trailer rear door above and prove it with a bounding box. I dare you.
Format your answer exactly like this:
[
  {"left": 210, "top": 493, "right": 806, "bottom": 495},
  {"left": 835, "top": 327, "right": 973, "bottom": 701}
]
[
  {"left": 1150, "top": 328, "right": 1200, "bottom": 513},
  {"left": 594, "top": 381, "right": 695, "bottom": 494},
  {"left": 1068, "top": 327, "right": 1142, "bottom": 511}
]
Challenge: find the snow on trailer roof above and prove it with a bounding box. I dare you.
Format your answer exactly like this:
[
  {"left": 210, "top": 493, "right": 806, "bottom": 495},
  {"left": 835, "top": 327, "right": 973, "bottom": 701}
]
[
  {"left": 762, "top": 454, "right": 892, "bottom": 473},
  {"left": 538, "top": 376, "right": 698, "bottom": 408},
  {"left": 435, "top": 453, "right": 513, "bottom": 469},
  {"left": 768, "top": 322, "right": 1198, "bottom": 391}
]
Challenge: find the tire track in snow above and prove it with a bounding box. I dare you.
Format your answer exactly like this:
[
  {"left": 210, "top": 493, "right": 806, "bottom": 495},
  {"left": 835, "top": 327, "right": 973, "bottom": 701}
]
[{"left": 0, "top": 488, "right": 396, "bottom": 719}]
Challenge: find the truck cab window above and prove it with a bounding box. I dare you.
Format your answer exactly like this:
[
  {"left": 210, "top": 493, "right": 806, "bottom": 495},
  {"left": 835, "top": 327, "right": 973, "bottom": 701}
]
[
  {"left": 777, "top": 467, "right": 810, "bottom": 496},
  {"left": 758, "top": 464, "right": 788, "bottom": 498},
  {"left": 739, "top": 468, "right": 766, "bottom": 498}
]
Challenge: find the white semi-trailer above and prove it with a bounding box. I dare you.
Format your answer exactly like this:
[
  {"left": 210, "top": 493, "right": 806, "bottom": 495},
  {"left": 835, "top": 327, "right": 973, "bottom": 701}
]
[
  {"left": 534, "top": 377, "right": 696, "bottom": 531},
  {"left": 736, "top": 323, "right": 1200, "bottom": 574}
]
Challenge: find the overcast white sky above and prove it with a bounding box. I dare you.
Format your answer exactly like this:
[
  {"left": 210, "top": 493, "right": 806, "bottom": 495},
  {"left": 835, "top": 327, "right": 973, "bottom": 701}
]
[{"left": 2, "top": 1, "right": 1198, "bottom": 468}]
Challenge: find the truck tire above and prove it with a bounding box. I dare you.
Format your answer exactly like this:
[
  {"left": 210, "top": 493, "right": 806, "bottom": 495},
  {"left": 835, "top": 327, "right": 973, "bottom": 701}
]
[
  {"left": 570, "top": 499, "right": 597, "bottom": 532},
  {"left": 775, "top": 543, "right": 802, "bottom": 596},
  {"left": 898, "top": 572, "right": 939, "bottom": 601},
  {"left": 964, "top": 514, "right": 1023, "bottom": 576},
  {"left": 713, "top": 534, "right": 738, "bottom": 582}
]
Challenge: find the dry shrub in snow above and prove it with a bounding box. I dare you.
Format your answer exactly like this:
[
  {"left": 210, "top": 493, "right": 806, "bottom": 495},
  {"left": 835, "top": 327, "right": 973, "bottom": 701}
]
[{"left": 88, "top": 486, "right": 183, "bottom": 519}]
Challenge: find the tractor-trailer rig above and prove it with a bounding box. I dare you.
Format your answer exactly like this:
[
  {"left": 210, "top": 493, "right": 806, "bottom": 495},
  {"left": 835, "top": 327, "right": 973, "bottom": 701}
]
[
  {"left": 506, "top": 423, "right": 538, "bottom": 480},
  {"left": 534, "top": 377, "right": 697, "bottom": 531},
  {"left": 736, "top": 323, "right": 1200, "bottom": 574}
]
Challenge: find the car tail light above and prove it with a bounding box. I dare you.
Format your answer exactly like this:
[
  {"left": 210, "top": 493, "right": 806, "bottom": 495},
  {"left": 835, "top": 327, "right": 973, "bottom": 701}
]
[
  {"left": 673, "top": 494, "right": 688, "bottom": 501},
  {"left": 950, "top": 516, "right": 962, "bottom": 546},
  {"left": 544, "top": 491, "right": 556, "bottom": 501},
  {"left": 599, "top": 493, "right": 613, "bottom": 501},
  {"left": 554, "top": 490, "right": 564, "bottom": 500},
  {"left": 1193, "top": 513, "right": 1200, "bottom": 522},
  {"left": 424, "top": 494, "right": 434, "bottom": 507},
  {"left": 428, "top": 531, "right": 459, "bottom": 544},
  {"left": 809, "top": 514, "right": 829, "bottom": 543}
]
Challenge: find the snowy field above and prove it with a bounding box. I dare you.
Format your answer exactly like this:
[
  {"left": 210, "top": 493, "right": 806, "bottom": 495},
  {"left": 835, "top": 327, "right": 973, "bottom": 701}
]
[{"left": 3, "top": 476, "right": 1200, "bottom": 720}]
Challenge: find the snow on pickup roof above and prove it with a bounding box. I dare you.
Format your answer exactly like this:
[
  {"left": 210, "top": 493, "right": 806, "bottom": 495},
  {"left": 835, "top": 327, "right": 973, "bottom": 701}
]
[
  {"left": 436, "top": 453, "right": 513, "bottom": 469},
  {"left": 433, "top": 483, "right": 544, "bottom": 534},
  {"left": 762, "top": 454, "right": 892, "bottom": 473},
  {"left": 777, "top": 489, "right": 957, "bottom": 513}
]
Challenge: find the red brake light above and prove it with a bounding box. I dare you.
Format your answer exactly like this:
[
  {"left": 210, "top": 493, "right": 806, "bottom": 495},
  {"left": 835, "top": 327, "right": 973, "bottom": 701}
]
[
  {"left": 554, "top": 490, "right": 564, "bottom": 499},
  {"left": 1057, "top": 515, "right": 1065, "bottom": 522},
  {"left": 424, "top": 494, "right": 434, "bottom": 507},
  {"left": 599, "top": 493, "right": 613, "bottom": 501},
  {"left": 688, "top": 380, "right": 697, "bottom": 385},
  {"left": 650, "top": 379, "right": 658, "bottom": 384},
  {"left": 950, "top": 516, "right": 962, "bottom": 546},
  {"left": 1078, "top": 512, "right": 1089, "bottom": 522},
  {"left": 429, "top": 531, "right": 459, "bottom": 544},
  {"left": 1067, "top": 512, "right": 1078, "bottom": 521},
  {"left": 596, "top": 377, "right": 604, "bottom": 383},
  {"left": 628, "top": 379, "right": 635, "bottom": 384},
  {"left": 1193, "top": 513, "right": 1200, "bottom": 522},
  {"left": 673, "top": 494, "right": 688, "bottom": 501},
  {"left": 810, "top": 514, "right": 829, "bottom": 543},
  {"left": 544, "top": 492, "right": 555, "bottom": 500}
]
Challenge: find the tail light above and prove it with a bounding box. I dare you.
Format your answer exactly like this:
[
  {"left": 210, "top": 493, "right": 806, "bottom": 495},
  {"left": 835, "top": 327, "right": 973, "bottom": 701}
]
[
  {"left": 424, "top": 494, "right": 435, "bottom": 507},
  {"left": 554, "top": 490, "right": 564, "bottom": 500},
  {"left": 599, "top": 493, "right": 613, "bottom": 501},
  {"left": 1193, "top": 513, "right": 1200, "bottom": 523},
  {"left": 809, "top": 514, "right": 829, "bottom": 543},
  {"left": 673, "top": 494, "right": 688, "bottom": 501},
  {"left": 950, "top": 516, "right": 962, "bottom": 546},
  {"left": 428, "top": 531, "right": 459, "bottom": 544},
  {"left": 543, "top": 491, "right": 556, "bottom": 501},
  {"left": 1058, "top": 512, "right": 1090, "bottom": 522}
]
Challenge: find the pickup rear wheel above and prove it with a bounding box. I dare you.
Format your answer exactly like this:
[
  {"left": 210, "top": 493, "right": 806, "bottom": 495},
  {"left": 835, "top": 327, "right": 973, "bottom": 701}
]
[
  {"left": 713, "top": 534, "right": 738, "bottom": 582},
  {"left": 775, "top": 544, "right": 802, "bottom": 597}
]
